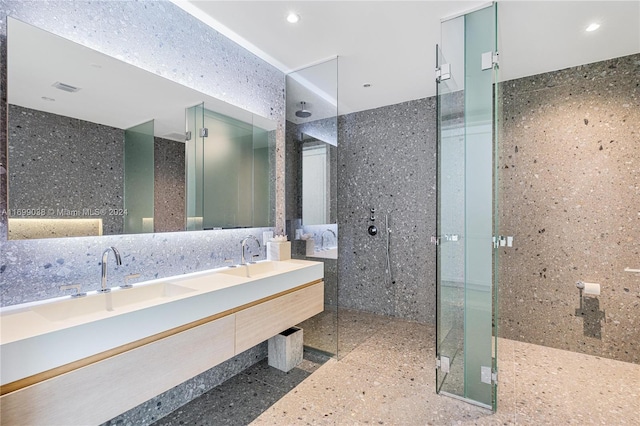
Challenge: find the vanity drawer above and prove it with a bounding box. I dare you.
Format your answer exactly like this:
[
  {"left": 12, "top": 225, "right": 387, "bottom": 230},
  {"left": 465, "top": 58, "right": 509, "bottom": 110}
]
[
  {"left": 235, "top": 281, "right": 324, "bottom": 353},
  {"left": 0, "top": 315, "right": 235, "bottom": 426}
]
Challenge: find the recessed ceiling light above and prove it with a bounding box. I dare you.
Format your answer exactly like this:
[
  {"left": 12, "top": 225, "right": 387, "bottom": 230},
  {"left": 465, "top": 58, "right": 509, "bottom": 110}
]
[
  {"left": 286, "top": 12, "right": 300, "bottom": 24},
  {"left": 585, "top": 23, "right": 600, "bottom": 32}
]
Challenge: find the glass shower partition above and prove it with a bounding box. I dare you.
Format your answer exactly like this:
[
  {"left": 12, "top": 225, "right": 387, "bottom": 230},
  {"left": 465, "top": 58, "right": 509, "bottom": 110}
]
[
  {"left": 124, "top": 120, "right": 155, "bottom": 234},
  {"left": 286, "top": 58, "right": 339, "bottom": 359},
  {"left": 436, "top": 3, "right": 499, "bottom": 410}
]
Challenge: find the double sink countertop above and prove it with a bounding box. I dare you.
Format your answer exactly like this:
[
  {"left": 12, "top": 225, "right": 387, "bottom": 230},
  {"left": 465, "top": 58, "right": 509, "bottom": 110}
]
[{"left": 0, "top": 259, "right": 323, "bottom": 386}]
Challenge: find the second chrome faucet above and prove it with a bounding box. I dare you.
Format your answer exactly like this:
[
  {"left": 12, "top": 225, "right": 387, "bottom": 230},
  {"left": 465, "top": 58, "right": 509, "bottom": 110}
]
[
  {"left": 99, "top": 246, "right": 122, "bottom": 293},
  {"left": 240, "top": 235, "right": 261, "bottom": 265}
]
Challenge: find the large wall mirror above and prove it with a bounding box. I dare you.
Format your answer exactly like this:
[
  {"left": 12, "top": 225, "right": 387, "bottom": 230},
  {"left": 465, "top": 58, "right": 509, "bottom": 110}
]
[{"left": 6, "top": 17, "right": 276, "bottom": 240}]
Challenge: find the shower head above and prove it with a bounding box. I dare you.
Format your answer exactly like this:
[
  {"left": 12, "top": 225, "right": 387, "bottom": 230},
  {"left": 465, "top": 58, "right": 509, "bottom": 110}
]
[{"left": 295, "top": 101, "right": 312, "bottom": 118}]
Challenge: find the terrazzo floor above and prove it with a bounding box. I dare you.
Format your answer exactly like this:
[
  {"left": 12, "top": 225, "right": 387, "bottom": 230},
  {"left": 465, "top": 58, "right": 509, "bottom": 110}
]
[{"left": 154, "top": 311, "right": 640, "bottom": 425}]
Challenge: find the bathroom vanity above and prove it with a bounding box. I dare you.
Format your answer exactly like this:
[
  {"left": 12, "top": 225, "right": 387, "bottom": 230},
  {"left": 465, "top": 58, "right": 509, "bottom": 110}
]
[{"left": 0, "top": 259, "right": 323, "bottom": 425}]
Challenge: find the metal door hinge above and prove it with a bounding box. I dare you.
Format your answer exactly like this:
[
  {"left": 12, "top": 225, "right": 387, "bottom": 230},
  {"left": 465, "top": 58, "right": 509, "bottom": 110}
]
[
  {"left": 482, "top": 51, "right": 499, "bottom": 71},
  {"left": 481, "top": 366, "right": 498, "bottom": 384},
  {"left": 436, "top": 356, "right": 450, "bottom": 373},
  {"left": 435, "top": 63, "right": 451, "bottom": 82},
  {"left": 200, "top": 128, "right": 209, "bottom": 137},
  {"left": 185, "top": 131, "right": 192, "bottom": 141},
  {"left": 432, "top": 235, "right": 460, "bottom": 245},
  {"left": 493, "top": 235, "right": 514, "bottom": 248}
]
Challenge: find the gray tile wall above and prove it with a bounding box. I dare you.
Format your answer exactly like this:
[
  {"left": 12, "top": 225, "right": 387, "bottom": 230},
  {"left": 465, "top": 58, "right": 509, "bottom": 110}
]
[
  {"left": 0, "top": 1, "right": 284, "bottom": 423},
  {"left": 337, "top": 98, "right": 437, "bottom": 324},
  {"left": 154, "top": 137, "right": 185, "bottom": 233},
  {"left": 8, "top": 105, "right": 126, "bottom": 235},
  {"left": 498, "top": 53, "right": 640, "bottom": 364}
]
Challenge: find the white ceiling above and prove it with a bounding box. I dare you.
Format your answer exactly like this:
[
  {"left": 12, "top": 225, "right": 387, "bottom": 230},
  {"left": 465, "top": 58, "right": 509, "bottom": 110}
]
[
  {"left": 8, "top": 2, "right": 640, "bottom": 135},
  {"left": 177, "top": 0, "right": 640, "bottom": 120}
]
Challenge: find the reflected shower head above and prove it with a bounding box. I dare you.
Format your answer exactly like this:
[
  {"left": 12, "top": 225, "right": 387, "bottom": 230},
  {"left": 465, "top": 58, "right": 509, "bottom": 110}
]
[{"left": 295, "top": 101, "right": 312, "bottom": 118}]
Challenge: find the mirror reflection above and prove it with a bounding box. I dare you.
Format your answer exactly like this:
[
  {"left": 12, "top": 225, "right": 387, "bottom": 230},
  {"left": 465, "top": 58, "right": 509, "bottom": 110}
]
[
  {"left": 285, "top": 58, "right": 338, "bottom": 262},
  {"left": 6, "top": 17, "right": 276, "bottom": 240},
  {"left": 301, "top": 134, "right": 337, "bottom": 227}
]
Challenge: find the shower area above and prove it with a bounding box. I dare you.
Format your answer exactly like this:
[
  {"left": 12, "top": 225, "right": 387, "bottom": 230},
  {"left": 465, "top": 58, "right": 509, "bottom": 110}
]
[
  {"left": 434, "top": 1, "right": 639, "bottom": 411},
  {"left": 283, "top": 0, "right": 639, "bottom": 416}
]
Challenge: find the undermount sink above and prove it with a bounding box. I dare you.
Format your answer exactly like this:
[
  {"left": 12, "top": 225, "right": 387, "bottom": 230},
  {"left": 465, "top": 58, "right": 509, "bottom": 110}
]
[
  {"left": 32, "top": 282, "right": 196, "bottom": 322},
  {"left": 218, "top": 260, "right": 295, "bottom": 278}
]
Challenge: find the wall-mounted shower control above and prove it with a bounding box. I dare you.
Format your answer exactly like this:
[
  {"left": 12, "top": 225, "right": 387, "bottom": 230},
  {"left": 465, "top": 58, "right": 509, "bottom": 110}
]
[
  {"left": 370, "top": 207, "right": 376, "bottom": 221},
  {"left": 368, "top": 225, "right": 378, "bottom": 236}
]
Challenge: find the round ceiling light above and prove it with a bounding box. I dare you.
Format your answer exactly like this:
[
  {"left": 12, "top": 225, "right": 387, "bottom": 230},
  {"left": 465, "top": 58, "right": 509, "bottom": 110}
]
[
  {"left": 585, "top": 23, "right": 600, "bottom": 32},
  {"left": 286, "top": 12, "right": 300, "bottom": 24}
]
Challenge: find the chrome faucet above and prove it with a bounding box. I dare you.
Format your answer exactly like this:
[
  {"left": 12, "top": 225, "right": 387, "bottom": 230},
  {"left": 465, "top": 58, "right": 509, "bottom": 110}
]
[
  {"left": 321, "top": 229, "right": 337, "bottom": 250},
  {"left": 240, "top": 235, "right": 261, "bottom": 265},
  {"left": 99, "top": 246, "right": 122, "bottom": 293}
]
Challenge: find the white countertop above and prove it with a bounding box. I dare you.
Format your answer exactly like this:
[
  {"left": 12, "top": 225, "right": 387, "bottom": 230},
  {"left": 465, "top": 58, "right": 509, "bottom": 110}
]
[{"left": 0, "top": 259, "right": 323, "bottom": 386}]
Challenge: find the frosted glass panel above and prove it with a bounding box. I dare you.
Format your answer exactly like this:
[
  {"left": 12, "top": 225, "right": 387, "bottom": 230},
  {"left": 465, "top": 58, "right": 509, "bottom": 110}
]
[
  {"left": 463, "top": 5, "right": 495, "bottom": 407},
  {"left": 436, "top": 3, "right": 497, "bottom": 410},
  {"left": 124, "top": 120, "right": 154, "bottom": 234},
  {"left": 185, "top": 103, "right": 204, "bottom": 230},
  {"left": 185, "top": 105, "right": 274, "bottom": 230}
]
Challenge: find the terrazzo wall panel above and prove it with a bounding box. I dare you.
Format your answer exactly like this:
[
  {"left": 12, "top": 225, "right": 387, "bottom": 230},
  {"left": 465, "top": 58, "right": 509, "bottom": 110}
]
[
  {"left": 8, "top": 105, "right": 125, "bottom": 235},
  {"left": 497, "top": 54, "right": 640, "bottom": 364},
  {"left": 154, "top": 137, "right": 185, "bottom": 233},
  {"left": 0, "top": 1, "right": 284, "bottom": 424},
  {"left": 0, "top": 0, "right": 284, "bottom": 304},
  {"left": 337, "top": 98, "right": 437, "bottom": 324}
]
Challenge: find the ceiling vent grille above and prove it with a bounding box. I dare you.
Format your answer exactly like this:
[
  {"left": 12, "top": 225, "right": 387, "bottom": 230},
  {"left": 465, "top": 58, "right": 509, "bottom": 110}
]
[{"left": 52, "top": 81, "right": 81, "bottom": 93}]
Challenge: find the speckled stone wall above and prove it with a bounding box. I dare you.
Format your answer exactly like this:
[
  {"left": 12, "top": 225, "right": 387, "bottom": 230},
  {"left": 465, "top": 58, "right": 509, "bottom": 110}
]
[
  {"left": 0, "top": 1, "right": 285, "bottom": 424},
  {"left": 0, "top": 0, "right": 285, "bottom": 302},
  {"left": 154, "top": 137, "right": 185, "bottom": 233},
  {"left": 498, "top": 54, "right": 640, "bottom": 364},
  {"left": 8, "top": 105, "right": 125, "bottom": 235},
  {"left": 338, "top": 98, "right": 437, "bottom": 324}
]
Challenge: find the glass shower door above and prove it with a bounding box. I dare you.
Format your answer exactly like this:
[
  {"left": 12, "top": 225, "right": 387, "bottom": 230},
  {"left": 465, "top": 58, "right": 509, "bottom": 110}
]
[{"left": 436, "top": 3, "right": 498, "bottom": 410}]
